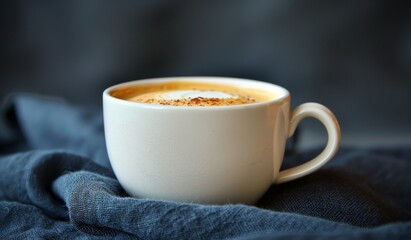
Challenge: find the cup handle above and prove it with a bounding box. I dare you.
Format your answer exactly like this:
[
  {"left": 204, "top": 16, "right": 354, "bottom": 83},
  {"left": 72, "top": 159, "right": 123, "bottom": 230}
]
[{"left": 275, "top": 103, "right": 341, "bottom": 184}]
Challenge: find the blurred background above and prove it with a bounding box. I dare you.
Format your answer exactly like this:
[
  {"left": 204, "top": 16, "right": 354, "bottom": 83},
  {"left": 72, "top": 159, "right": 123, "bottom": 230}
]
[{"left": 1, "top": 0, "right": 410, "bottom": 149}]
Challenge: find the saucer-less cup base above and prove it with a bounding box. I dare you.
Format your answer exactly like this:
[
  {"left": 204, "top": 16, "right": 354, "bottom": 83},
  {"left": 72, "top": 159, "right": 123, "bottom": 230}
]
[{"left": 103, "top": 77, "right": 341, "bottom": 204}]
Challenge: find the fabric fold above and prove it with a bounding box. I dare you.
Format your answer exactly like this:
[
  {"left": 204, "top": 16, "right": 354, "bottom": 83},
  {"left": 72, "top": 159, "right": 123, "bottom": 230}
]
[
  {"left": 52, "top": 170, "right": 356, "bottom": 239},
  {"left": 0, "top": 150, "right": 113, "bottom": 219}
]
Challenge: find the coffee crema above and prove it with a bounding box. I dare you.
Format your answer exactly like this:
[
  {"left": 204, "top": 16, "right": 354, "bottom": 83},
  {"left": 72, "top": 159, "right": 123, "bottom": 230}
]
[{"left": 110, "top": 81, "right": 275, "bottom": 106}]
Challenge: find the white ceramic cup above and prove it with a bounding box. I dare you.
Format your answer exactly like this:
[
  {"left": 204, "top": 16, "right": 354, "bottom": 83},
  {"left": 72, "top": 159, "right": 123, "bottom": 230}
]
[{"left": 103, "top": 77, "right": 341, "bottom": 204}]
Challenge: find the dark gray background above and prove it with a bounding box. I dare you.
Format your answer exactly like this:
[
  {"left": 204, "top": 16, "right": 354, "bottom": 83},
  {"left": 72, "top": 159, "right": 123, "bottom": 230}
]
[{"left": 1, "top": 0, "right": 410, "bottom": 148}]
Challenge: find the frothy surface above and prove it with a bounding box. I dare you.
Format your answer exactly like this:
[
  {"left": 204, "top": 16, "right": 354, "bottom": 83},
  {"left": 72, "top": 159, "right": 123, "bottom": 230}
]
[
  {"left": 161, "top": 90, "right": 236, "bottom": 100},
  {"left": 110, "top": 81, "right": 275, "bottom": 106},
  {"left": 130, "top": 89, "right": 254, "bottom": 106}
]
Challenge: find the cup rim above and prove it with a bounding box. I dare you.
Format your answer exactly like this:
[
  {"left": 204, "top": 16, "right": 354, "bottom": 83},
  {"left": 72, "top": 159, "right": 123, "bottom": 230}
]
[{"left": 103, "top": 76, "right": 290, "bottom": 110}]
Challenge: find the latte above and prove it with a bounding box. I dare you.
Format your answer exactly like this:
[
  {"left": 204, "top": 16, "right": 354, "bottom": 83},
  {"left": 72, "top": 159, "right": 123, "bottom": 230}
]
[{"left": 110, "top": 81, "right": 275, "bottom": 106}]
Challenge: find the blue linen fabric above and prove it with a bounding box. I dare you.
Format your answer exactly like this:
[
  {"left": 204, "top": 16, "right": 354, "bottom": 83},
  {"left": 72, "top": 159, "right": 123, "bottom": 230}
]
[{"left": 0, "top": 94, "right": 410, "bottom": 239}]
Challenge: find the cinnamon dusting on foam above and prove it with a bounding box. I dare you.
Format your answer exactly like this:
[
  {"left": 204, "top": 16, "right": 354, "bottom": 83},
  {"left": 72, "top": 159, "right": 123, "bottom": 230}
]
[
  {"left": 110, "top": 81, "right": 274, "bottom": 107},
  {"left": 137, "top": 96, "right": 256, "bottom": 106}
]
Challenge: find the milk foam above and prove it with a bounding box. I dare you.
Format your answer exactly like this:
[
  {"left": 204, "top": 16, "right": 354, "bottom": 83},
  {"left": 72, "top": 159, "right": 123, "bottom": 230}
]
[
  {"left": 160, "top": 90, "right": 237, "bottom": 100},
  {"left": 112, "top": 81, "right": 273, "bottom": 106}
]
